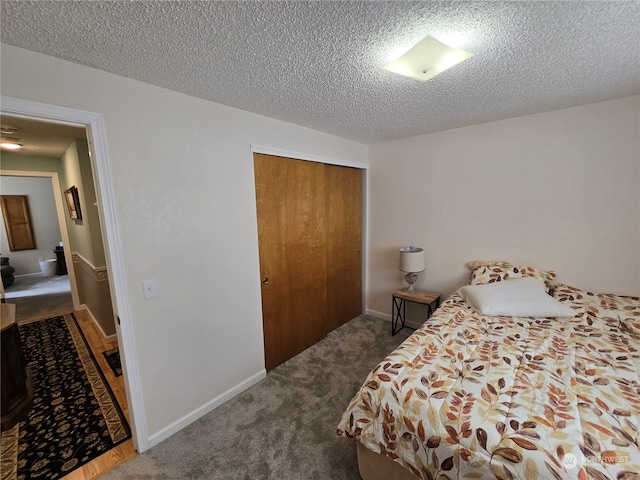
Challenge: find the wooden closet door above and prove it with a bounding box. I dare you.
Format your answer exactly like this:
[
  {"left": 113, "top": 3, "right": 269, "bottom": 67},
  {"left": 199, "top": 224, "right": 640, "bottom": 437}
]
[
  {"left": 254, "top": 154, "right": 328, "bottom": 371},
  {"left": 325, "top": 164, "right": 362, "bottom": 332},
  {"left": 0, "top": 195, "right": 36, "bottom": 251}
]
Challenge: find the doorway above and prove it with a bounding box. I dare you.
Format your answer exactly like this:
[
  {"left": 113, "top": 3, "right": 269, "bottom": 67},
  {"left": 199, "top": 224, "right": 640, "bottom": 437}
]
[
  {"left": 0, "top": 118, "right": 137, "bottom": 475},
  {"left": 0, "top": 96, "right": 148, "bottom": 453},
  {"left": 0, "top": 173, "right": 73, "bottom": 322},
  {"left": 0, "top": 118, "right": 105, "bottom": 324}
]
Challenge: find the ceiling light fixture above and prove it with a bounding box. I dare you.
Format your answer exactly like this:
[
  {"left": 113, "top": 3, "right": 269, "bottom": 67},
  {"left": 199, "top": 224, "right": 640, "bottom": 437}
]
[
  {"left": 0, "top": 139, "right": 23, "bottom": 150},
  {"left": 385, "top": 35, "right": 473, "bottom": 82},
  {"left": 1, "top": 125, "right": 20, "bottom": 136},
  {"left": 1, "top": 125, "right": 23, "bottom": 150}
]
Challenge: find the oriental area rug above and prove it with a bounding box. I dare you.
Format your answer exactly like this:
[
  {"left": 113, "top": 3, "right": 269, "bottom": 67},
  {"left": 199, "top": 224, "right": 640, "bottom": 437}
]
[
  {"left": 0, "top": 313, "right": 131, "bottom": 480},
  {"left": 102, "top": 347, "right": 123, "bottom": 377}
]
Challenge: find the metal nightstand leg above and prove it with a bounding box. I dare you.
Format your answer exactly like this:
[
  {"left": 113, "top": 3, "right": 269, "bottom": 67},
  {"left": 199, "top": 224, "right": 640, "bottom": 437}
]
[{"left": 391, "top": 296, "right": 406, "bottom": 335}]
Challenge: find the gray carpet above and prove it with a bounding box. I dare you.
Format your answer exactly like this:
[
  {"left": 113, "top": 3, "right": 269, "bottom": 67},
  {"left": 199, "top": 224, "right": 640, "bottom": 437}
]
[
  {"left": 101, "top": 315, "right": 413, "bottom": 480},
  {"left": 3, "top": 274, "right": 73, "bottom": 323}
]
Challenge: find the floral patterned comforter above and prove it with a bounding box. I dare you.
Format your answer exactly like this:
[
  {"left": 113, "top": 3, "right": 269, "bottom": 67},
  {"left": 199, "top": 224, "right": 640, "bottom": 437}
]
[{"left": 337, "top": 284, "right": 640, "bottom": 480}]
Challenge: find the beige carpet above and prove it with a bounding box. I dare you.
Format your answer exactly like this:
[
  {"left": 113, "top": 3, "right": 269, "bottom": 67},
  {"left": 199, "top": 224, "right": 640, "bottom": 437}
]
[
  {"left": 3, "top": 274, "right": 73, "bottom": 323},
  {"left": 101, "top": 315, "right": 414, "bottom": 480}
]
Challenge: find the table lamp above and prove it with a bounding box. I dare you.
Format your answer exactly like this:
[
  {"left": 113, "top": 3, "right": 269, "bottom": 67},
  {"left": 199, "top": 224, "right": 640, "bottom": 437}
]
[{"left": 399, "top": 246, "right": 425, "bottom": 293}]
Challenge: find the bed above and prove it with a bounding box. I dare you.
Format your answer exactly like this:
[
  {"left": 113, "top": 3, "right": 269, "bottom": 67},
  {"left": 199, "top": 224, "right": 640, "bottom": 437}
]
[{"left": 337, "top": 261, "right": 640, "bottom": 480}]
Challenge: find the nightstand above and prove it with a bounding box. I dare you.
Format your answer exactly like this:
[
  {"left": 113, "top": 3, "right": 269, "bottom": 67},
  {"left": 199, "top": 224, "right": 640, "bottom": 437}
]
[{"left": 391, "top": 290, "right": 440, "bottom": 335}]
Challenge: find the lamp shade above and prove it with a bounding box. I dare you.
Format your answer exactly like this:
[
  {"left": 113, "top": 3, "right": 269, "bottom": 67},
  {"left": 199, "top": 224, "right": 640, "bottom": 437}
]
[{"left": 399, "top": 246, "right": 425, "bottom": 273}]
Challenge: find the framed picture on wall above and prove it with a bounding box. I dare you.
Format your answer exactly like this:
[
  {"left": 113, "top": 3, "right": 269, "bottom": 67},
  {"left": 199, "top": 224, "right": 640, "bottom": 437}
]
[{"left": 64, "top": 186, "right": 82, "bottom": 220}]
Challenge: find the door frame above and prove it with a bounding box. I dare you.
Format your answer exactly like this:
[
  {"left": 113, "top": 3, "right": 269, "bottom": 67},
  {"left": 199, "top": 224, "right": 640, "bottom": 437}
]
[
  {"left": 0, "top": 170, "right": 81, "bottom": 307},
  {"left": 250, "top": 144, "right": 369, "bottom": 315},
  {"left": 1, "top": 95, "right": 149, "bottom": 452},
  {"left": 250, "top": 144, "right": 368, "bottom": 169}
]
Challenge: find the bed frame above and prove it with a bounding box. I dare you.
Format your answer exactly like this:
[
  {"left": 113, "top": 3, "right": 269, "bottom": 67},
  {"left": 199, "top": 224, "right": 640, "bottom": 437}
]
[{"left": 357, "top": 442, "right": 418, "bottom": 480}]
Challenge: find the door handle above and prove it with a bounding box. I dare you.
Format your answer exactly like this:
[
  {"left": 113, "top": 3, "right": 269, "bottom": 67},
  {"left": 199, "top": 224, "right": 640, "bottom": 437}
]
[{"left": 262, "top": 277, "right": 269, "bottom": 285}]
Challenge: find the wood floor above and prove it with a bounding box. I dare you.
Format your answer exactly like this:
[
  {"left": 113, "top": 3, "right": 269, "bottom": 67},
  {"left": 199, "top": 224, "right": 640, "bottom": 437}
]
[{"left": 61, "top": 308, "right": 137, "bottom": 480}]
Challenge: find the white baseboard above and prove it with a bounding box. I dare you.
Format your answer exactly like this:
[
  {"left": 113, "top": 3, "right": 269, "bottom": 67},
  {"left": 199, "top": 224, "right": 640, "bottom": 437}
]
[
  {"left": 148, "top": 369, "right": 267, "bottom": 448},
  {"left": 365, "top": 308, "right": 390, "bottom": 321},
  {"left": 78, "top": 304, "right": 117, "bottom": 342},
  {"left": 104, "top": 333, "right": 117, "bottom": 343},
  {"left": 365, "top": 308, "right": 422, "bottom": 330}
]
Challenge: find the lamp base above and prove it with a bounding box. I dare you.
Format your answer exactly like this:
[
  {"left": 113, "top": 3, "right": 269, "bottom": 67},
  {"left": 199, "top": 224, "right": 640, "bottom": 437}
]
[{"left": 404, "top": 273, "right": 418, "bottom": 293}]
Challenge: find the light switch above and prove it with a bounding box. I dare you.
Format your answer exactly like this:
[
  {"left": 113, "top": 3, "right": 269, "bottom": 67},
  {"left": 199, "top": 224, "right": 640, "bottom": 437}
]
[{"left": 142, "top": 279, "right": 157, "bottom": 299}]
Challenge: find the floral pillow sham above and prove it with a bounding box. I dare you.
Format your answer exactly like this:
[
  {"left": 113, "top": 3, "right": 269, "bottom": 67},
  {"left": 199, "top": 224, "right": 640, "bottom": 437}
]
[
  {"left": 467, "top": 260, "right": 556, "bottom": 292},
  {"left": 553, "top": 283, "right": 640, "bottom": 335}
]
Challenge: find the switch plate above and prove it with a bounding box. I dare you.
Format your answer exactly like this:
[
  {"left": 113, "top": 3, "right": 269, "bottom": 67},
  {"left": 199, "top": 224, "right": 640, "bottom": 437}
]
[{"left": 142, "top": 279, "right": 157, "bottom": 299}]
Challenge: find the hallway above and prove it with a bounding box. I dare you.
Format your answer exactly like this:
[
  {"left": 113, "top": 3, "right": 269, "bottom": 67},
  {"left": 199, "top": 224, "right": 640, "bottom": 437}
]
[{"left": 3, "top": 272, "right": 72, "bottom": 323}]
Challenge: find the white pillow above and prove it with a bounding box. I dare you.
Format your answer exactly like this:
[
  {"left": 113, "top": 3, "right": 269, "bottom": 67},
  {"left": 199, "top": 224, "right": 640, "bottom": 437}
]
[{"left": 457, "top": 277, "right": 575, "bottom": 318}]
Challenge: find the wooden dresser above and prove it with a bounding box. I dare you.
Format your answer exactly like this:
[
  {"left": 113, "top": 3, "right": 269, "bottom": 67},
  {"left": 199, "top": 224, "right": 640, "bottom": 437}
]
[{"left": 1, "top": 303, "right": 33, "bottom": 431}]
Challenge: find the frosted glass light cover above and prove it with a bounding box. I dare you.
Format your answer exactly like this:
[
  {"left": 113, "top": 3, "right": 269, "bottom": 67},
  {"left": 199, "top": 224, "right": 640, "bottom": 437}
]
[
  {"left": 399, "top": 246, "right": 425, "bottom": 273},
  {"left": 385, "top": 35, "right": 473, "bottom": 82}
]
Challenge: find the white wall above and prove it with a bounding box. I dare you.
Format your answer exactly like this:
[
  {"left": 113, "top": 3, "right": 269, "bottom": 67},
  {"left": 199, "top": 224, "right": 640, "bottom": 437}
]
[
  {"left": 0, "top": 44, "right": 369, "bottom": 445},
  {"left": 367, "top": 96, "right": 640, "bottom": 319},
  {"left": 0, "top": 175, "right": 62, "bottom": 274}
]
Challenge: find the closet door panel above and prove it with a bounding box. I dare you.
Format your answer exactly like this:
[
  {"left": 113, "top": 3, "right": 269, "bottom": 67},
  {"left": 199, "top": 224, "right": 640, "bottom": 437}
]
[
  {"left": 254, "top": 154, "right": 328, "bottom": 371},
  {"left": 325, "top": 164, "right": 362, "bottom": 332}
]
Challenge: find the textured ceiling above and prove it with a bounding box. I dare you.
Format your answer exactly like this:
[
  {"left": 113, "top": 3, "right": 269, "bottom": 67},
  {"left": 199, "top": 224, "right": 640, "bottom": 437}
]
[{"left": 1, "top": 1, "right": 639, "bottom": 145}]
